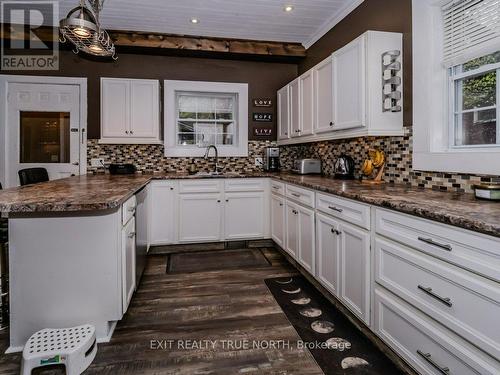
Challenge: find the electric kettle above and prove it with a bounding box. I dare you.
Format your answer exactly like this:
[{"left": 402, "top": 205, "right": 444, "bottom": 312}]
[{"left": 334, "top": 155, "right": 355, "bottom": 179}]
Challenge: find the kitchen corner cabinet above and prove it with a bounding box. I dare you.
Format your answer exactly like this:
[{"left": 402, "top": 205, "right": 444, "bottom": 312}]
[
  {"left": 277, "top": 30, "right": 403, "bottom": 145},
  {"left": 100, "top": 78, "right": 161, "bottom": 144}
]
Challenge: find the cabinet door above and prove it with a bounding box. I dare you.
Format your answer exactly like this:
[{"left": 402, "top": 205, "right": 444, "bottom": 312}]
[
  {"left": 130, "top": 80, "right": 159, "bottom": 139},
  {"left": 298, "top": 204, "right": 315, "bottom": 275},
  {"left": 339, "top": 220, "right": 370, "bottom": 324},
  {"left": 271, "top": 194, "right": 285, "bottom": 248},
  {"left": 150, "top": 181, "right": 177, "bottom": 245},
  {"left": 332, "top": 35, "right": 366, "bottom": 130},
  {"left": 224, "top": 192, "right": 265, "bottom": 240},
  {"left": 101, "top": 79, "right": 129, "bottom": 138},
  {"left": 299, "top": 69, "right": 314, "bottom": 136},
  {"left": 178, "top": 193, "right": 222, "bottom": 242},
  {"left": 314, "top": 58, "right": 334, "bottom": 134},
  {"left": 277, "top": 86, "right": 290, "bottom": 140},
  {"left": 285, "top": 201, "right": 299, "bottom": 259},
  {"left": 122, "top": 217, "right": 136, "bottom": 313},
  {"left": 289, "top": 78, "right": 300, "bottom": 138},
  {"left": 316, "top": 213, "right": 341, "bottom": 295}
]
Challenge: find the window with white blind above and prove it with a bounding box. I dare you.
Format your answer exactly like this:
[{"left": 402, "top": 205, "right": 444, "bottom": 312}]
[
  {"left": 163, "top": 80, "right": 248, "bottom": 157},
  {"left": 412, "top": 0, "right": 500, "bottom": 175}
]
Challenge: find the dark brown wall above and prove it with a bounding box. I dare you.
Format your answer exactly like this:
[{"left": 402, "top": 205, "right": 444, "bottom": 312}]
[
  {"left": 300, "top": 0, "right": 412, "bottom": 125},
  {"left": 4, "top": 51, "right": 297, "bottom": 139}
]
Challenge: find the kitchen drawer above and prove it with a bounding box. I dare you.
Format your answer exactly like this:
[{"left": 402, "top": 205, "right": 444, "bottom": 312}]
[
  {"left": 122, "top": 195, "right": 136, "bottom": 226},
  {"left": 316, "top": 192, "right": 370, "bottom": 230},
  {"left": 375, "top": 237, "right": 500, "bottom": 360},
  {"left": 225, "top": 178, "right": 266, "bottom": 192},
  {"left": 179, "top": 179, "right": 222, "bottom": 194},
  {"left": 374, "top": 288, "right": 500, "bottom": 375},
  {"left": 375, "top": 208, "right": 500, "bottom": 282},
  {"left": 270, "top": 180, "right": 285, "bottom": 196},
  {"left": 285, "top": 184, "right": 315, "bottom": 208}
]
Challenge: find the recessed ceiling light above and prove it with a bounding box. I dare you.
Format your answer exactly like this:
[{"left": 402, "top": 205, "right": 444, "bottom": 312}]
[
  {"left": 284, "top": 5, "right": 294, "bottom": 12},
  {"left": 190, "top": 18, "right": 199, "bottom": 24}
]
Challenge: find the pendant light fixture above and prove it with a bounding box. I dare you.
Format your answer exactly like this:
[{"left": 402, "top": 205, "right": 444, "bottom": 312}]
[{"left": 60, "top": 0, "right": 117, "bottom": 59}]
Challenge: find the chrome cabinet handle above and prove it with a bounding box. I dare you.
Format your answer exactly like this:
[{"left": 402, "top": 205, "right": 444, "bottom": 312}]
[
  {"left": 328, "top": 206, "right": 343, "bottom": 213},
  {"left": 127, "top": 207, "right": 136, "bottom": 213},
  {"left": 273, "top": 186, "right": 280, "bottom": 190},
  {"left": 417, "top": 350, "right": 450, "bottom": 375},
  {"left": 128, "top": 232, "right": 136, "bottom": 238},
  {"left": 418, "top": 285, "right": 452, "bottom": 307},
  {"left": 418, "top": 237, "right": 452, "bottom": 251},
  {"left": 291, "top": 193, "right": 301, "bottom": 197},
  {"left": 72, "top": 162, "right": 79, "bottom": 166}
]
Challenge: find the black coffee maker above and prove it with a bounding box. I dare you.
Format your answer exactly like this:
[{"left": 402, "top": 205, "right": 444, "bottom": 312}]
[
  {"left": 264, "top": 147, "right": 280, "bottom": 172},
  {"left": 334, "top": 155, "right": 355, "bottom": 179}
]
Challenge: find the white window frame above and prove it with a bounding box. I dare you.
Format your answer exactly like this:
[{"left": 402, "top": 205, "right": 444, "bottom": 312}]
[
  {"left": 164, "top": 80, "right": 248, "bottom": 157},
  {"left": 412, "top": 0, "right": 500, "bottom": 175}
]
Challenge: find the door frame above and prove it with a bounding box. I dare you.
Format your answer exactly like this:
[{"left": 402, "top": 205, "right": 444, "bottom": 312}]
[{"left": 0, "top": 75, "right": 87, "bottom": 188}]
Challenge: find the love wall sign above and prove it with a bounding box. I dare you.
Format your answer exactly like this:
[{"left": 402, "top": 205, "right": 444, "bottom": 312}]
[{"left": 253, "top": 98, "right": 273, "bottom": 107}]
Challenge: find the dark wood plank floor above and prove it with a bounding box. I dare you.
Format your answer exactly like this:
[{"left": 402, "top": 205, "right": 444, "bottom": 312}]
[{"left": 0, "top": 248, "right": 324, "bottom": 375}]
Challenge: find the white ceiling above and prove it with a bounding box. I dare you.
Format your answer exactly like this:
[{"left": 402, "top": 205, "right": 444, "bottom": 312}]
[{"left": 57, "top": 0, "right": 364, "bottom": 47}]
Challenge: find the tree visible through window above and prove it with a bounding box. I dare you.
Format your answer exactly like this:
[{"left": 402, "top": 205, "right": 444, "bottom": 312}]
[{"left": 452, "top": 51, "right": 500, "bottom": 147}]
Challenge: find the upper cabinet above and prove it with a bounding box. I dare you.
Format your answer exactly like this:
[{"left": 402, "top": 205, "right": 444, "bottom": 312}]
[
  {"left": 101, "top": 78, "right": 161, "bottom": 144},
  {"left": 277, "top": 86, "right": 290, "bottom": 140},
  {"left": 278, "top": 30, "right": 403, "bottom": 145}
]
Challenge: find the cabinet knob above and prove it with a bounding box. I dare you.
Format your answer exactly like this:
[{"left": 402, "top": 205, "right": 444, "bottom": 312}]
[
  {"left": 130, "top": 130, "right": 134, "bottom": 135},
  {"left": 217, "top": 200, "right": 221, "bottom": 203},
  {"left": 329, "top": 122, "right": 334, "bottom": 126},
  {"left": 225, "top": 199, "right": 229, "bottom": 202},
  {"left": 125, "top": 131, "right": 129, "bottom": 134},
  {"left": 170, "top": 187, "right": 174, "bottom": 191}
]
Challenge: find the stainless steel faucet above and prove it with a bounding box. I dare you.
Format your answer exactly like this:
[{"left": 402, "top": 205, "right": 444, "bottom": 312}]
[{"left": 204, "top": 145, "right": 221, "bottom": 174}]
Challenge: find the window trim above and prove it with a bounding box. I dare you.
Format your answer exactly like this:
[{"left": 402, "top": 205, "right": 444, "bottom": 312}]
[
  {"left": 412, "top": 0, "right": 500, "bottom": 175},
  {"left": 164, "top": 80, "right": 248, "bottom": 157}
]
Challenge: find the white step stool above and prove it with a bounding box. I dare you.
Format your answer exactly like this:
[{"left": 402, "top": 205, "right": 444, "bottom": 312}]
[{"left": 21, "top": 324, "right": 97, "bottom": 375}]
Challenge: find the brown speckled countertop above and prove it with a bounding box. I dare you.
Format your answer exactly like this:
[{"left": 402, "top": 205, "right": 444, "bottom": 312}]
[{"left": 0, "top": 172, "right": 499, "bottom": 238}]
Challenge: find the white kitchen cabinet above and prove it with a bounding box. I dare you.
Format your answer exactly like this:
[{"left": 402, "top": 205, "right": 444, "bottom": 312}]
[
  {"left": 316, "top": 213, "right": 341, "bottom": 296},
  {"left": 289, "top": 78, "right": 300, "bottom": 138},
  {"left": 286, "top": 200, "right": 299, "bottom": 258},
  {"left": 277, "top": 85, "right": 290, "bottom": 140},
  {"left": 101, "top": 78, "right": 160, "bottom": 144},
  {"left": 299, "top": 69, "right": 314, "bottom": 137},
  {"left": 332, "top": 35, "right": 365, "bottom": 130},
  {"left": 224, "top": 191, "right": 265, "bottom": 240},
  {"left": 278, "top": 30, "right": 403, "bottom": 145},
  {"left": 297, "top": 204, "right": 315, "bottom": 275},
  {"left": 339, "top": 220, "right": 370, "bottom": 324},
  {"left": 314, "top": 57, "right": 334, "bottom": 134},
  {"left": 178, "top": 193, "right": 223, "bottom": 243},
  {"left": 271, "top": 193, "right": 286, "bottom": 248},
  {"left": 122, "top": 217, "right": 136, "bottom": 313},
  {"left": 150, "top": 181, "right": 177, "bottom": 245}
]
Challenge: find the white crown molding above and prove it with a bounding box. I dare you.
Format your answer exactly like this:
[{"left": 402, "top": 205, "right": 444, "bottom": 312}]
[{"left": 302, "top": 0, "right": 365, "bottom": 49}]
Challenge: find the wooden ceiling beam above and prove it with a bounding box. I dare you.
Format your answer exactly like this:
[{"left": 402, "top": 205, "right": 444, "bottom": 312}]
[{"left": 2, "top": 25, "right": 306, "bottom": 58}]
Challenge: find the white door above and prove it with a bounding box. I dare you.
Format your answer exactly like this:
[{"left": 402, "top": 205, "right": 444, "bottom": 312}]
[
  {"left": 150, "top": 181, "right": 177, "bottom": 245},
  {"left": 6, "top": 83, "right": 82, "bottom": 186},
  {"left": 178, "top": 193, "right": 222, "bottom": 242},
  {"left": 298, "top": 204, "right": 315, "bottom": 275},
  {"left": 316, "top": 213, "right": 341, "bottom": 295},
  {"left": 285, "top": 200, "right": 299, "bottom": 258},
  {"left": 277, "top": 86, "right": 290, "bottom": 140},
  {"left": 289, "top": 78, "right": 300, "bottom": 138},
  {"left": 299, "top": 69, "right": 314, "bottom": 137},
  {"left": 339, "top": 220, "right": 371, "bottom": 324},
  {"left": 130, "top": 80, "right": 159, "bottom": 139},
  {"left": 224, "top": 192, "right": 265, "bottom": 240},
  {"left": 271, "top": 194, "right": 285, "bottom": 248},
  {"left": 101, "top": 78, "right": 129, "bottom": 138},
  {"left": 314, "top": 57, "right": 335, "bottom": 133},
  {"left": 332, "top": 35, "right": 366, "bottom": 130},
  {"left": 122, "top": 217, "right": 136, "bottom": 313}
]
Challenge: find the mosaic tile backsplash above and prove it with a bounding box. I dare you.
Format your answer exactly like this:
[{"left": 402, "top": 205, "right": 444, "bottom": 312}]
[
  {"left": 279, "top": 127, "right": 500, "bottom": 194},
  {"left": 88, "top": 128, "right": 500, "bottom": 194},
  {"left": 87, "top": 140, "right": 276, "bottom": 174}
]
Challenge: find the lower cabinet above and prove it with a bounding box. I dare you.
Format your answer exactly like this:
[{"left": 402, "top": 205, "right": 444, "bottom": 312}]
[
  {"left": 286, "top": 200, "right": 315, "bottom": 275},
  {"left": 224, "top": 191, "right": 265, "bottom": 240},
  {"left": 271, "top": 193, "right": 286, "bottom": 248},
  {"left": 150, "top": 181, "right": 177, "bottom": 245},
  {"left": 316, "top": 212, "right": 370, "bottom": 324},
  {"left": 121, "top": 216, "right": 136, "bottom": 313},
  {"left": 178, "top": 193, "right": 223, "bottom": 242}
]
